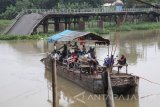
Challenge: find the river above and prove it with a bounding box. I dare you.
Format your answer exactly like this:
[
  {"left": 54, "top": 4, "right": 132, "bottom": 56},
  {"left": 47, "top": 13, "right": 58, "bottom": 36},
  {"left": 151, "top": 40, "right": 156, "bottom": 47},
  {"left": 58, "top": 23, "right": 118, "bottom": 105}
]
[{"left": 0, "top": 30, "right": 160, "bottom": 107}]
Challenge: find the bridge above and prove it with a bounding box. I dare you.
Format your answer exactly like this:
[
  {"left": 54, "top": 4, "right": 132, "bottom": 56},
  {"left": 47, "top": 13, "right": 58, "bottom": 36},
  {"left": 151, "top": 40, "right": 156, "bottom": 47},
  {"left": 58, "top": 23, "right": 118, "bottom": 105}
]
[{"left": 4, "top": 8, "right": 160, "bottom": 35}]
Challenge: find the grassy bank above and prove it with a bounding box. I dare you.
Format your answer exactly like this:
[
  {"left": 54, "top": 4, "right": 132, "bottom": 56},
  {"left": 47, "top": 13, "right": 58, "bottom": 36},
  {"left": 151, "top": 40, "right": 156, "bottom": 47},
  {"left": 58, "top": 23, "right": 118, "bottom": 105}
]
[
  {"left": 85, "top": 27, "right": 110, "bottom": 34},
  {"left": 107, "top": 22, "right": 160, "bottom": 31},
  {"left": 86, "top": 22, "right": 160, "bottom": 34},
  {"left": 0, "top": 20, "right": 12, "bottom": 33},
  {"left": 0, "top": 34, "right": 49, "bottom": 40},
  {"left": 0, "top": 20, "right": 12, "bottom": 26}
]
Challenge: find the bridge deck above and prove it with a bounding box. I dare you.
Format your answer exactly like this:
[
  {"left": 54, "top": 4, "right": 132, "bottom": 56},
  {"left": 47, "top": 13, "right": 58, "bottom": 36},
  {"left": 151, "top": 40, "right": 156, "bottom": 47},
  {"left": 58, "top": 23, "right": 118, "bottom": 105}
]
[{"left": 6, "top": 13, "right": 44, "bottom": 35}]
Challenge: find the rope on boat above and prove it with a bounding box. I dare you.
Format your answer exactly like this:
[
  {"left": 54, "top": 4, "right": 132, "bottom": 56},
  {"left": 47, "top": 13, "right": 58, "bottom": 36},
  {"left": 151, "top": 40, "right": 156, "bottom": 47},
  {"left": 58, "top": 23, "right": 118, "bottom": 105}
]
[
  {"left": 137, "top": 76, "right": 160, "bottom": 99},
  {"left": 140, "top": 93, "right": 160, "bottom": 99},
  {"left": 139, "top": 76, "right": 160, "bottom": 86}
]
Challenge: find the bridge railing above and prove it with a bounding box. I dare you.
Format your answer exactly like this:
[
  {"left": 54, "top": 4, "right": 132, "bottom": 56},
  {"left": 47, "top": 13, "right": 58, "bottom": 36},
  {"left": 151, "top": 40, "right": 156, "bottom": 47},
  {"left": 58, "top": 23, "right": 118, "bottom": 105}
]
[{"left": 22, "top": 8, "right": 159, "bottom": 15}]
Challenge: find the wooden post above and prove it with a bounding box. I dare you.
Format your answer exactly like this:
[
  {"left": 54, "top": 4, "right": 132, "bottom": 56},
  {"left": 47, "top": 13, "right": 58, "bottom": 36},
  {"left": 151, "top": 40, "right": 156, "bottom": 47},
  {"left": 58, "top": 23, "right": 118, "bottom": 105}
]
[
  {"left": 52, "top": 43, "right": 57, "bottom": 107},
  {"left": 78, "top": 19, "right": 85, "bottom": 31},
  {"left": 106, "top": 71, "right": 115, "bottom": 107},
  {"left": 52, "top": 58, "right": 57, "bottom": 107},
  {"left": 118, "top": 66, "right": 120, "bottom": 74},
  {"left": 80, "top": 68, "right": 82, "bottom": 79},
  {"left": 108, "top": 45, "right": 109, "bottom": 57},
  {"left": 126, "top": 64, "right": 128, "bottom": 74},
  {"left": 43, "top": 19, "right": 48, "bottom": 33},
  {"left": 65, "top": 18, "right": 68, "bottom": 29},
  {"left": 103, "top": 71, "right": 115, "bottom": 107}
]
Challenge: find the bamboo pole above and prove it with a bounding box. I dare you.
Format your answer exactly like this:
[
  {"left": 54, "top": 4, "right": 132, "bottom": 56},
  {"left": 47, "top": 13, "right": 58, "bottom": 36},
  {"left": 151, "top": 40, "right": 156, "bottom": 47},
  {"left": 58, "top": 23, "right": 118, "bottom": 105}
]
[
  {"left": 52, "top": 44, "right": 57, "bottom": 107},
  {"left": 106, "top": 71, "right": 115, "bottom": 107}
]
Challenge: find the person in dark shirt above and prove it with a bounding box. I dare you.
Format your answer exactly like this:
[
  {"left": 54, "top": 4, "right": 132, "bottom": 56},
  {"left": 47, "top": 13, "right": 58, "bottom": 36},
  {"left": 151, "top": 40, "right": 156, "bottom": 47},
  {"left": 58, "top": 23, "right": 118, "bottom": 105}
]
[
  {"left": 81, "top": 45, "right": 86, "bottom": 55},
  {"left": 59, "top": 44, "right": 68, "bottom": 62},
  {"left": 118, "top": 55, "right": 126, "bottom": 65},
  {"left": 117, "top": 54, "right": 126, "bottom": 69}
]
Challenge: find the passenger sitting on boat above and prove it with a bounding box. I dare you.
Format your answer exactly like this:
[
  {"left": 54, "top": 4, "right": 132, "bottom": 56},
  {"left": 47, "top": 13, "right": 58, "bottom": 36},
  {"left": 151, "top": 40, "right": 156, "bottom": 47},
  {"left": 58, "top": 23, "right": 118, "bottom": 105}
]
[
  {"left": 54, "top": 50, "right": 60, "bottom": 60},
  {"left": 87, "top": 47, "right": 94, "bottom": 54},
  {"left": 103, "top": 55, "right": 114, "bottom": 67},
  {"left": 88, "top": 50, "right": 99, "bottom": 75},
  {"left": 59, "top": 44, "right": 67, "bottom": 61},
  {"left": 72, "top": 42, "right": 81, "bottom": 55},
  {"left": 68, "top": 50, "right": 79, "bottom": 68},
  {"left": 71, "top": 42, "right": 78, "bottom": 50},
  {"left": 80, "top": 45, "right": 86, "bottom": 55},
  {"left": 117, "top": 54, "right": 126, "bottom": 69},
  {"left": 50, "top": 50, "right": 60, "bottom": 60}
]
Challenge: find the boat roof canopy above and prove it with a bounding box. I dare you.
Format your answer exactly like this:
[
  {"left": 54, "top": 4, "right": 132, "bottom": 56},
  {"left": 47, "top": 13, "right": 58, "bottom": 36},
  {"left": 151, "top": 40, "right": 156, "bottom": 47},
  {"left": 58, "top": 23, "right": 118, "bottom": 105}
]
[{"left": 48, "top": 30, "right": 110, "bottom": 45}]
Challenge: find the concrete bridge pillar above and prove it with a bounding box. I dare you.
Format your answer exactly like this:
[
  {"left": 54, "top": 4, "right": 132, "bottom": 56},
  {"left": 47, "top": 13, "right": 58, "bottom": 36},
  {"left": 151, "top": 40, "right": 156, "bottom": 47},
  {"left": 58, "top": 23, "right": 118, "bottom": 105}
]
[
  {"left": 78, "top": 20, "right": 85, "bottom": 31},
  {"left": 97, "top": 19, "right": 104, "bottom": 29},
  {"left": 54, "top": 18, "right": 60, "bottom": 32},
  {"left": 64, "top": 18, "right": 68, "bottom": 29},
  {"left": 115, "top": 15, "right": 124, "bottom": 26},
  {"left": 68, "top": 23, "right": 71, "bottom": 29},
  {"left": 65, "top": 23, "right": 68, "bottom": 30},
  {"left": 59, "top": 23, "right": 65, "bottom": 31},
  {"left": 73, "top": 18, "right": 77, "bottom": 30},
  {"left": 43, "top": 19, "right": 48, "bottom": 33}
]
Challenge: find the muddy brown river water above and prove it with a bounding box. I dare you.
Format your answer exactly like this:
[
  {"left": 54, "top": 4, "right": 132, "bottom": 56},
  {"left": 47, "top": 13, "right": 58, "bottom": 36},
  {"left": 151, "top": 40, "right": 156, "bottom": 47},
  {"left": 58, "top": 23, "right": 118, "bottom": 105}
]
[{"left": 0, "top": 30, "right": 160, "bottom": 107}]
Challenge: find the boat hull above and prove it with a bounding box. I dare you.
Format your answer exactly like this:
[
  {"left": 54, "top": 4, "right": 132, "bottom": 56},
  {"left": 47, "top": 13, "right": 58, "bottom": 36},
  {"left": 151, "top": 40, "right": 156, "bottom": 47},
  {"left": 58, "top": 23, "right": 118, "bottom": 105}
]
[{"left": 43, "top": 58, "right": 139, "bottom": 94}]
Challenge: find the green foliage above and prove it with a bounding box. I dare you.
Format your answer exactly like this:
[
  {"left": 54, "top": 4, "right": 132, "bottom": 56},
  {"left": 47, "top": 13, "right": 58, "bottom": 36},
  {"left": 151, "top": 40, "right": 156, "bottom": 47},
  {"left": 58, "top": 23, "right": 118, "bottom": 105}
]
[
  {"left": 28, "top": 0, "right": 56, "bottom": 9},
  {"left": 59, "top": 0, "right": 104, "bottom": 8},
  {"left": 111, "top": 22, "right": 160, "bottom": 31},
  {"left": 0, "top": 34, "right": 49, "bottom": 40},
  {"left": 0, "top": 20, "right": 12, "bottom": 33},
  {"left": 87, "top": 22, "right": 160, "bottom": 34},
  {"left": 115, "top": 26, "right": 132, "bottom": 31},
  {"left": 0, "top": 5, "right": 18, "bottom": 19},
  {"left": 86, "top": 28, "right": 109, "bottom": 34},
  {"left": 15, "top": 0, "right": 32, "bottom": 11},
  {"left": 0, "top": 20, "right": 12, "bottom": 26},
  {"left": 129, "top": 22, "right": 160, "bottom": 30},
  {"left": 0, "top": 0, "right": 16, "bottom": 14}
]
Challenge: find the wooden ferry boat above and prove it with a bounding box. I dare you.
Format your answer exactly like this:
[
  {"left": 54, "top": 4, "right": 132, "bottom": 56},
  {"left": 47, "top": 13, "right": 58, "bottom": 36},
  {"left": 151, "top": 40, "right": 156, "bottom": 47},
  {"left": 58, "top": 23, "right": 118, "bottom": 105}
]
[{"left": 42, "top": 30, "right": 139, "bottom": 94}]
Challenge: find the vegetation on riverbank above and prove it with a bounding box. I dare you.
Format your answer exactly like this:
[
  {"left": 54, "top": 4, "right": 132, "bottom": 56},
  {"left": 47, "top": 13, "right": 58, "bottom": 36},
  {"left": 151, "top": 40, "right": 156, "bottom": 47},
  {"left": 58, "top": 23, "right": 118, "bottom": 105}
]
[
  {"left": 0, "top": 20, "right": 12, "bottom": 33},
  {"left": 111, "top": 22, "right": 160, "bottom": 31},
  {"left": 0, "top": 20, "right": 12, "bottom": 26},
  {"left": 85, "top": 22, "right": 160, "bottom": 34},
  {"left": 0, "top": 34, "right": 49, "bottom": 40},
  {"left": 0, "top": 21, "right": 160, "bottom": 40},
  {"left": 85, "top": 28, "right": 110, "bottom": 34}
]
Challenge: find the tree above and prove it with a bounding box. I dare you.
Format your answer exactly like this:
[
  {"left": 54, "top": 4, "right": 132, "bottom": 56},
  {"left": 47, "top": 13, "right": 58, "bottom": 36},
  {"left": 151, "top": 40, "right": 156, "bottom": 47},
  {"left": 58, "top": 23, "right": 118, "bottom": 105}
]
[
  {"left": 58, "top": 0, "right": 104, "bottom": 8},
  {"left": 0, "top": 5, "right": 17, "bottom": 19},
  {"left": 0, "top": 0, "right": 16, "bottom": 14},
  {"left": 28, "top": 0, "right": 55, "bottom": 9}
]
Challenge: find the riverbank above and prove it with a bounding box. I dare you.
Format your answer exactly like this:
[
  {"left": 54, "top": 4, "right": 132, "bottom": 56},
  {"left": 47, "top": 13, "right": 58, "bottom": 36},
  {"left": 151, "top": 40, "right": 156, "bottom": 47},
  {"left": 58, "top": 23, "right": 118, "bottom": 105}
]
[
  {"left": 114, "top": 22, "right": 160, "bottom": 31},
  {"left": 0, "top": 20, "right": 12, "bottom": 33},
  {"left": 0, "top": 34, "right": 49, "bottom": 40},
  {"left": 0, "top": 20, "right": 160, "bottom": 40},
  {"left": 86, "top": 22, "right": 160, "bottom": 34}
]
